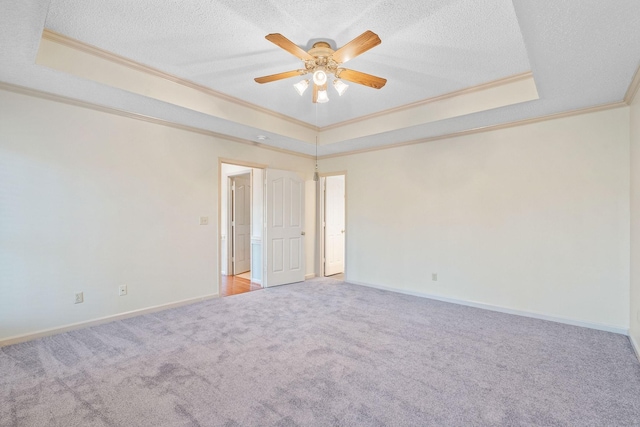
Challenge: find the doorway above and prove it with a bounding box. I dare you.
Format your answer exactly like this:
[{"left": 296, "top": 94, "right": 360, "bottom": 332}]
[
  {"left": 230, "top": 173, "right": 251, "bottom": 276},
  {"left": 219, "top": 162, "right": 308, "bottom": 296},
  {"left": 321, "top": 174, "right": 346, "bottom": 279},
  {"left": 220, "top": 163, "right": 263, "bottom": 297}
]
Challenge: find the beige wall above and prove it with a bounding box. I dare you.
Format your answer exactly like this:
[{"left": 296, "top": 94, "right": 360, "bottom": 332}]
[
  {"left": 630, "top": 90, "right": 640, "bottom": 354},
  {"left": 321, "top": 108, "right": 631, "bottom": 332},
  {"left": 1, "top": 86, "right": 636, "bottom": 343},
  {"left": 0, "top": 89, "right": 314, "bottom": 342}
]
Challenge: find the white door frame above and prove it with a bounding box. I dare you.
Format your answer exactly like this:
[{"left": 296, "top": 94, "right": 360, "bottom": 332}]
[
  {"left": 317, "top": 172, "right": 347, "bottom": 279},
  {"left": 228, "top": 171, "right": 252, "bottom": 275},
  {"left": 218, "top": 159, "right": 267, "bottom": 293}
]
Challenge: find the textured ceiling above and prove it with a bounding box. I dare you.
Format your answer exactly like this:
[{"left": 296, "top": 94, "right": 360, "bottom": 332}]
[
  {"left": 1, "top": 0, "right": 639, "bottom": 156},
  {"left": 43, "top": 0, "right": 531, "bottom": 128}
]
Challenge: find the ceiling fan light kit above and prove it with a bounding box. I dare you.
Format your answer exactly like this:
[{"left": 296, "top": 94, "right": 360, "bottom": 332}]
[
  {"left": 312, "top": 69, "right": 327, "bottom": 86},
  {"left": 316, "top": 89, "right": 329, "bottom": 103},
  {"left": 255, "top": 31, "right": 387, "bottom": 103},
  {"left": 333, "top": 79, "right": 349, "bottom": 96},
  {"left": 293, "top": 79, "right": 310, "bottom": 95}
]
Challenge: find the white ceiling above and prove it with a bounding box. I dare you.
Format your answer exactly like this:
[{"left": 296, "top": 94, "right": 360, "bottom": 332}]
[{"left": 1, "top": 0, "right": 639, "bottom": 156}]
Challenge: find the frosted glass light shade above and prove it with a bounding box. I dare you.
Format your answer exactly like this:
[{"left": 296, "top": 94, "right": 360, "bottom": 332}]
[
  {"left": 333, "top": 79, "right": 349, "bottom": 96},
  {"left": 316, "top": 89, "right": 329, "bottom": 103},
  {"left": 293, "top": 79, "right": 309, "bottom": 96},
  {"left": 313, "top": 70, "right": 327, "bottom": 86}
]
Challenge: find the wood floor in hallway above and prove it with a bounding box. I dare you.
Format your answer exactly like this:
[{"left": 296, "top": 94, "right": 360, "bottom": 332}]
[{"left": 220, "top": 274, "right": 262, "bottom": 297}]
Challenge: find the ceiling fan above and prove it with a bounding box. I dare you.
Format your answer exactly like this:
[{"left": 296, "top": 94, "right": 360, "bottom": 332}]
[{"left": 254, "top": 30, "right": 387, "bottom": 103}]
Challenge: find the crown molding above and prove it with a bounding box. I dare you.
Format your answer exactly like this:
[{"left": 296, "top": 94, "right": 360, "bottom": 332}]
[
  {"left": 319, "top": 101, "right": 627, "bottom": 159},
  {"left": 41, "top": 29, "right": 318, "bottom": 132},
  {"left": 624, "top": 63, "right": 640, "bottom": 105},
  {"left": 0, "top": 82, "right": 314, "bottom": 160},
  {"left": 321, "top": 72, "right": 534, "bottom": 132}
]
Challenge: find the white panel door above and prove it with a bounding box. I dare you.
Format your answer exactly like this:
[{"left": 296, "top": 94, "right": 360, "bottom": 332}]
[
  {"left": 265, "top": 169, "right": 305, "bottom": 287},
  {"left": 232, "top": 174, "right": 251, "bottom": 274},
  {"left": 324, "top": 175, "right": 345, "bottom": 276}
]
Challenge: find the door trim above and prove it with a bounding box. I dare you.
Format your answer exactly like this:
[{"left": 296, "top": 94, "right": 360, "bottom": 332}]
[
  {"left": 316, "top": 171, "right": 347, "bottom": 279},
  {"left": 229, "top": 172, "right": 252, "bottom": 275},
  {"left": 218, "top": 159, "right": 267, "bottom": 295}
]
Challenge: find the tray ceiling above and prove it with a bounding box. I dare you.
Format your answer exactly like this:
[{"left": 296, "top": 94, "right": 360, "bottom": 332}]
[{"left": 1, "top": 0, "right": 639, "bottom": 156}]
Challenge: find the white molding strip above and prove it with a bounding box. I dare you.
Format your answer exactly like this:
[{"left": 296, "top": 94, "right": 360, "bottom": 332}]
[
  {"left": 37, "top": 31, "right": 317, "bottom": 146},
  {"left": 631, "top": 334, "right": 640, "bottom": 363},
  {"left": 624, "top": 63, "right": 640, "bottom": 105},
  {"left": 0, "top": 293, "right": 218, "bottom": 348},
  {"left": 0, "top": 82, "right": 313, "bottom": 160},
  {"left": 323, "top": 72, "right": 534, "bottom": 132},
  {"left": 41, "top": 29, "right": 317, "bottom": 132},
  {"left": 349, "top": 280, "right": 629, "bottom": 335},
  {"left": 319, "top": 72, "right": 539, "bottom": 146},
  {"left": 320, "top": 101, "right": 628, "bottom": 159},
  {"left": 305, "top": 273, "right": 316, "bottom": 280}
]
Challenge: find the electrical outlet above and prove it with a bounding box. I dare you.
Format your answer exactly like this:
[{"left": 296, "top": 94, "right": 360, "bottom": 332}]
[
  {"left": 432, "top": 273, "right": 438, "bottom": 281},
  {"left": 75, "top": 292, "right": 84, "bottom": 304},
  {"left": 119, "top": 285, "right": 127, "bottom": 296},
  {"left": 199, "top": 216, "right": 209, "bottom": 225}
]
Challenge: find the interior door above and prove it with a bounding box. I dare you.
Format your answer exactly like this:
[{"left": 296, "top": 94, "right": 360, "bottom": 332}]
[
  {"left": 324, "top": 175, "right": 345, "bottom": 276},
  {"left": 265, "top": 169, "right": 305, "bottom": 287},
  {"left": 232, "top": 173, "right": 251, "bottom": 275}
]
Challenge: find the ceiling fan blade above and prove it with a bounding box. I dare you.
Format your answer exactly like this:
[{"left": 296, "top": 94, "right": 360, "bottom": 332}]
[
  {"left": 254, "top": 70, "right": 304, "bottom": 84},
  {"left": 337, "top": 69, "right": 387, "bottom": 89},
  {"left": 331, "top": 30, "right": 381, "bottom": 64},
  {"left": 265, "top": 33, "right": 314, "bottom": 61}
]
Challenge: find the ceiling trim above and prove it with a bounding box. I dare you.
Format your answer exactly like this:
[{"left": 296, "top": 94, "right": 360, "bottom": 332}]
[
  {"left": 319, "top": 72, "right": 538, "bottom": 146},
  {"left": 319, "top": 101, "right": 628, "bottom": 159},
  {"left": 218, "top": 158, "right": 269, "bottom": 170},
  {"left": 41, "top": 29, "right": 318, "bottom": 132},
  {"left": 624, "top": 63, "right": 640, "bottom": 105},
  {"left": 0, "top": 82, "right": 314, "bottom": 160},
  {"left": 321, "top": 72, "right": 534, "bottom": 132}
]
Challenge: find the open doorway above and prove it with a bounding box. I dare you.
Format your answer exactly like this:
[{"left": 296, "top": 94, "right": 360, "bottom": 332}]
[
  {"left": 320, "top": 174, "right": 346, "bottom": 280},
  {"left": 219, "top": 161, "right": 309, "bottom": 296},
  {"left": 220, "top": 163, "right": 264, "bottom": 297}
]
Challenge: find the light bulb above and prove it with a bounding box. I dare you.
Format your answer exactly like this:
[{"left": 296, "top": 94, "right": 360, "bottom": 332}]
[{"left": 313, "top": 70, "right": 327, "bottom": 86}]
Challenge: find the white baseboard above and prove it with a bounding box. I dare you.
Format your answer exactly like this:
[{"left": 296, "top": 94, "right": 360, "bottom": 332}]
[
  {"left": 251, "top": 278, "right": 263, "bottom": 285},
  {"left": 305, "top": 273, "right": 316, "bottom": 280},
  {"left": 630, "top": 333, "right": 640, "bottom": 362},
  {"left": 349, "top": 280, "right": 628, "bottom": 336},
  {"left": 0, "top": 293, "right": 219, "bottom": 348}
]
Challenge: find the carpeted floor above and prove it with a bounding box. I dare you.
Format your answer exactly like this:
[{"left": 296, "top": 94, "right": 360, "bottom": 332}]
[{"left": 1, "top": 278, "right": 639, "bottom": 426}]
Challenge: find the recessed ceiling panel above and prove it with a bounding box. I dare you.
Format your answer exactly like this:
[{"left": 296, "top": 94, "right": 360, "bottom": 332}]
[{"left": 44, "top": 0, "right": 531, "bottom": 127}]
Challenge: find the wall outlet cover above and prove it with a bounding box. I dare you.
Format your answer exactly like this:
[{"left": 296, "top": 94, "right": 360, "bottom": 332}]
[
  {"left": 75, "top": 292, "right": 84, "bottom": 304},
  {"left": 200, "top": 216, "right": 209, "bottom": 225},
  {"left": 432, "top": 273, "right": 438, "bottom": 281},
  {"left": 118, "top": 285, "right": 127, "bottom": 296}
]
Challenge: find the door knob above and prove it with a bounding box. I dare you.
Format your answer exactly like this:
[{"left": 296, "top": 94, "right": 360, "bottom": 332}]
[
  {"left": 301, "top": 231, "right": 306, "bottom": 235},
  {"left": 341, "top": 230, "right": 345, "bottom": 233}
]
